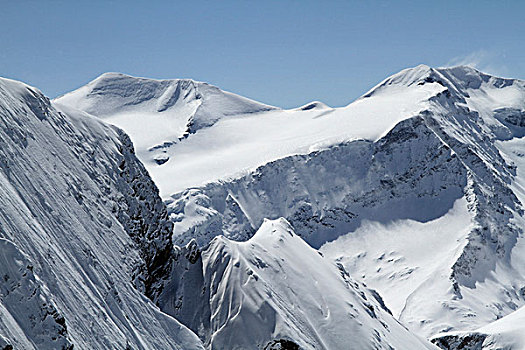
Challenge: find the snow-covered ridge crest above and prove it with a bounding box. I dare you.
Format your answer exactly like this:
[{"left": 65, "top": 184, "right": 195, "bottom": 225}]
[
  {"left": 54, "top": 72, "right": 277, "bottom": 134},
  {"left": 156, "top": 218, "right": 435, "bottom": 349},
  {"left": 168, "top": 115, "right": 466, "bottom": 248},
  {"left": 361, "top": 64, "right": 525, "bottom": 102},
  {"left": 54, "top": 72, "right": 278, "bottom": 167},
  {"left": 295, "top": 100, "right": 331, "bottom": 111}
]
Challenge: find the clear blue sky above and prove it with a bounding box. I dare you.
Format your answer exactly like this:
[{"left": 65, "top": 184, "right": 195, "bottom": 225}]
[{"left": 1, "top": 1, "right": 524, "bottom": 108}]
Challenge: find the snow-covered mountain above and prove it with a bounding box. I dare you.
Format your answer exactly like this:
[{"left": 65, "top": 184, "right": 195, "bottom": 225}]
[
  {"left": 156, "top": 218, "right": 434, "bottom": 349},
  {"left": 55, "top": 68, "right": 443, "bottom": 196},
  {"left": 0, "top": 72, "right": 439, "bottom": 350},
  {"left": 54, "top": 73, "right": 277, "bottom": 168},
  {"left": 4, "top": 63, "right": 525, "bottom": 349},
  {"left": 56, "top": 65, "right": 525, "bottom": 348},
  {"left": 0, "top": 77, "right": 203, "bottom": 349}
]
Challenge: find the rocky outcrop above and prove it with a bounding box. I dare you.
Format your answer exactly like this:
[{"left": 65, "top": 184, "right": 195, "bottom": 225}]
[{"left": 432, "top": 333, "right": 487, "bottom": 350}]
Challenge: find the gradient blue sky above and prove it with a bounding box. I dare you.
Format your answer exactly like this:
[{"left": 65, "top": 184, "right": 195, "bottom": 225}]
[{"left": 1, "top": 1, "right": 524, "bottom": 108}]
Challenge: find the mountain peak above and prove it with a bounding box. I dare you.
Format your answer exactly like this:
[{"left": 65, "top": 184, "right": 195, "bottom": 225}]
[
  {"left": 54, "top": 72, "right": 278, "bottom": 144},
  {"left": 252, "top": 218, "right": 296, "bottom": 242},
  {"left": 55, "top": 72, "right": 276, "bottom": 116},
  {"left": 382, "top": 64, "right": 433, "bottom": 85},
  {"left": 360, "top": 64, "right": 524, "bottom": 101},
  {"left": 196, "top": 216, "right": 435, "bottom": 349},
  {"left": 93, "top": 71, "right": 130, "bottom": 80},
  {"left": 435, "top": 65, "right": 522, "bottom": 92},
  {"left": 360, "top": 64, "right": 436, "bottom": 98},
  {"left": 295, "top": 100, "right": 331, "bottom": 111}
]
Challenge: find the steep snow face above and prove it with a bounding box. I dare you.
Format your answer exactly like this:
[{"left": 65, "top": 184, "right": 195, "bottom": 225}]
[
  {"left": 54, "top": 73, "right": 276, "bottom": 168},
  {"left": 168, "top": 116, "right": 467, "bottom": 248},
  {"left": 157, "top": 218, "right": 436, "bottom": 350},
  {"left": 0, "top": 78, "right": 203, "bottom": 349},
  {"left": 0, "top": 239, "right": 72, "bottom": 350},
  {"left": 424, "top": 137, "right": 525, "bottom": 348}
]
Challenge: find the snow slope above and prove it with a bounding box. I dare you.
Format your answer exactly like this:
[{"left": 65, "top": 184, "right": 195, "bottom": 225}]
[
  {"left": 432, "top": 306, "right": 525, "bottom": 349},
  {"left": 321, "top": 197, "right": 473, "bottom": 324},
  {"left": 54, "top": 73, "right": 276, "bottom": 168},
  {"left": 0, "top": 77, "right": 203, "bottom": 349},
  {"left": 157, "top": 218, "right": 436, "bottom": 349}
]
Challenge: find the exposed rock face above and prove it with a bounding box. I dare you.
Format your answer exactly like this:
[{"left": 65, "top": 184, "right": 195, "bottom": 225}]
[
  {"left": 112, "top": 128, "right": 175, "bottom": 299},
  {"left": 154, "top": 240, "right": 212, "bottom": 344},
  {"left": 432, "top": 333, "right": 487, "bottom": 350}
]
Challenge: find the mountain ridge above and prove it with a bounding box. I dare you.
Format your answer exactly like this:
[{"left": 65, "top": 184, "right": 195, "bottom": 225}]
[{"left": 0, "top": 76, "right": 204, "bottom": 349}]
